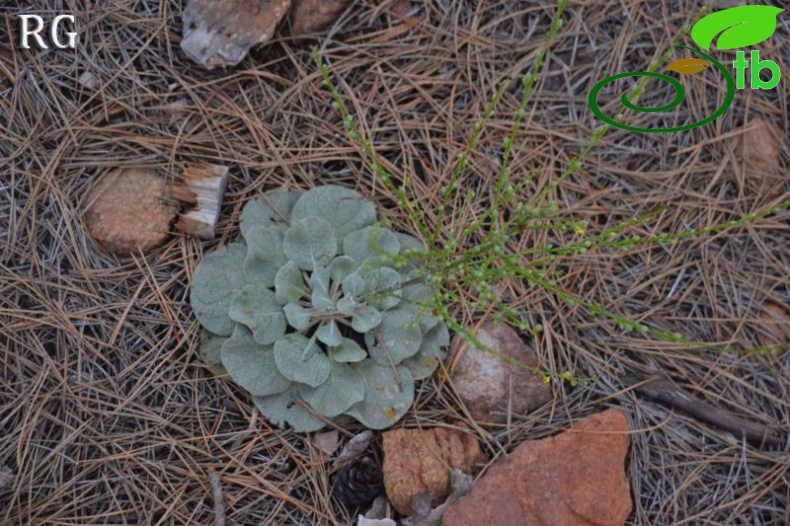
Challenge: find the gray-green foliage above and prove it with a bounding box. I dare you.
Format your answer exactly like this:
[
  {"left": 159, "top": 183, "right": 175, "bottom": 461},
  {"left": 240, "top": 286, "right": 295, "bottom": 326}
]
[{"left": 191, "top": 186, "right": 449, "bottom": 432}]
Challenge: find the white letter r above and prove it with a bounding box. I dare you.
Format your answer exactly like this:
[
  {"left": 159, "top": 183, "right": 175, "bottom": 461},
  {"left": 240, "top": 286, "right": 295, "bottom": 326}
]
[{"left": 19, "top": 15, "right": 48, "bottom": 50}]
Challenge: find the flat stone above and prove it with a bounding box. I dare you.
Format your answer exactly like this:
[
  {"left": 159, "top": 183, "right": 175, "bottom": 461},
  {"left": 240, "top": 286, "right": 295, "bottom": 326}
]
[
  {"left": 442, "top": 408, "right": 633, "bottom": 526},
  {"left": 382, "top": 427, "right": 486, "bottom": 517},
  {"left": 85, "top": 168, "right": 178, "bottom": 257},
  {"left": 449, "top": 321, "right": 552, "bottom": 423},
  {"left": 181, "top": 0, "right": 292, "bottom": 69}
]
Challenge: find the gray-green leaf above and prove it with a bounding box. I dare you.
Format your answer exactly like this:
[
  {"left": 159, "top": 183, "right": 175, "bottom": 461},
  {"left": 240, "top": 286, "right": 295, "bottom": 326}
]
[
  {"left": 228, "top": 284, "right": 287, "bottom": 345},
  {"left": 368, "top": 308, "right": 422, "bottom": 365},
  {"left": 396, "top": 232, "right": 425, "bottom": 252},
  {"left": 336, "top": 295, "right": 357, "bottom": 316},
  {"left": 290, "top": 186, "right": 377, "bottom": 242},
  {"left": 220, "top": 326, "right": 290, "bottom": 396},
  {"left": 274, "top": 261, "right": 307, "bottom": 304},
  {"left": 199, "top": 330, "right": 227, "bottom": 372},
  {"left": 342, "top": 272, "right": 367, "bottom": 297},
  {"left": 191, "top": 243, "right": 247, "bottom": 336},
  {"left": 240, "top": 188, "right": 301, "bottom": 237},
  {"left": 344, "top": 362, "right": 414, "bottom": 430},
  {"left": 396, "top": 232, "right": 426, "bottom": 272},
  {"left": 351, "top": 305, "right": 382, "bottom": 333},
  {"left": 401, "top": 344, "right": 444, "bottom": 381},
  {"left": 364, "top": 267, "right": 402, "bottom": 310},
  {"left": 401, "top": 283, "right": 439, "bottom": 331},
  {"left": 244, "top": 226, "right": 288, "bottom": 287},
  {"left": 300, "top": 362, "right": 364, "bottom": 417},
  {"left": 284, "top": 217, "right": 337, "bottom": 271},
  {"left": 273, "top": 334, "right": 331, "bottom": 387},
  {"left": 402, "top": 323, "right": 449, "bottom": 380},
  {"left": 283, "top": 303, "right": 312, "bottom": 331},
  {"left": 310, "top": 266, "right": 333, "bottom": 311},
  {"left": 343, "top": 226, "right": 400, "bottom": 266},
  {"left": 331, "top": 338, "right": 368, "bottom": 363},
  {"left": 244, "top": 225, "right": 287, "bottom": 287},
  {"left": 691, "top": 5, "right": 783, "bottom": 51},
  {"left": 328, "top": 255, "right": 358, "bottom": 284},
  {"left": 401, "top": 282, "right": 431, "bottom": 304},
  {"left": 316, "top": 320, "right": 343, "bottom": 347},
  {"left": 253, "top": 388, "right": 327, "bottom": 432}
]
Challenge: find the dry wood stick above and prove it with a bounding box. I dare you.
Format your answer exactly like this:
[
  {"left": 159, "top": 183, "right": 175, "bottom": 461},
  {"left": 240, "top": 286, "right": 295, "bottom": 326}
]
[
  {"left": 170, "top": 163, "right": 229, "bottom": 240},
  {"left": 626, "top": 373, "right": 785, "bottom": 447},
  {"left": 208, "top": 467, "right": 225, "bottom": 526}
]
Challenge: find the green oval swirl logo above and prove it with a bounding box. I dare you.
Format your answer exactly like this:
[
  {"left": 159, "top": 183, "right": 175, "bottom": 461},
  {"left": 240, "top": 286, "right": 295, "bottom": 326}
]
[
  {"left": 588, "top": 5, "right": 783, "bottom": 134},
  {"left": 588, "top": 46, "right": 735, "bottom": 134}
]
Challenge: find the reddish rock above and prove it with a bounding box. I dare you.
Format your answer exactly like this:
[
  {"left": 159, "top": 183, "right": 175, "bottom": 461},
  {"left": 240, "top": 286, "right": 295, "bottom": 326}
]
[
  {"left": 449, "top": 321, "right": 552, "bottom": 423},
  {"left": 442, "top": 408, "right": 632, "bottom": 526},
  {"left": 85, "top": 168, "right": 178, "bottom": 257},
  {"left": 382, "top": 427, "right": 487, "bottom": 517}
]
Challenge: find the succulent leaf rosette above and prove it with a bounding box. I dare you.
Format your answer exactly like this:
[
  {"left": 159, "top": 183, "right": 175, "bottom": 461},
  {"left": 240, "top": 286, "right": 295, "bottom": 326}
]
[{"left": 191, "top": 185, "right": 449, "bottom": 431}]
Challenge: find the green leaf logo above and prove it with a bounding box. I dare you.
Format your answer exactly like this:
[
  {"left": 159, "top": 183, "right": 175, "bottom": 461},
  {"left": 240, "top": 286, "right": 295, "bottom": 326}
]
[
  {"left": 666, "top": 57, "right": 709, "bottom": 75},
  {"left": 691, "top": 5, "right": 783, "bottom": 51}
]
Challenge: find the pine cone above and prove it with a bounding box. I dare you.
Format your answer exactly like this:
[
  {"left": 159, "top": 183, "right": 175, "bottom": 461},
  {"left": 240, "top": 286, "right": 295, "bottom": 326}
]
[{"left": 333, "top": 453, "right": 384, "bottom": 508}]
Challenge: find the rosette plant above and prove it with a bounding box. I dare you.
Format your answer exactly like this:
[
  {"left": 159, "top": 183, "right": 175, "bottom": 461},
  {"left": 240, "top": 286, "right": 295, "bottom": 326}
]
[{"left": 191, "top": 185, "right": 449, "bottom": 431}]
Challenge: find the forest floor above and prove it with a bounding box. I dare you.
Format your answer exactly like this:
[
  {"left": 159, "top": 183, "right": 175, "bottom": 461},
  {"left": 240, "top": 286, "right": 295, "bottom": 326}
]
[{"left": 1, "top": 1, "right": 788, "bottom": 524}]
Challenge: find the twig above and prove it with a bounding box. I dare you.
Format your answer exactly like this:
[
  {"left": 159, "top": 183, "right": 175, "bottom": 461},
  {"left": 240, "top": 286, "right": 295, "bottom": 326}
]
[
  {"left": 626, "top": 374, "right": 785, "bottom": 447},
  {"left": 208, "top": 468, "right": 225, "bottom": 526}
]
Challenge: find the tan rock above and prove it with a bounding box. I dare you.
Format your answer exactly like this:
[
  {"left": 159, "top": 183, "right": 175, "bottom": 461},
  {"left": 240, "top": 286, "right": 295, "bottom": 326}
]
[
  {"left": 442, "top": 408, "right": 633, "bottom": 526},
  {"left": 449, "top": 321, "right": 552, "bottom": 423},
  {"left": 85, "top": 168, "right": 178, "bottom": 257},
  {"left": 382, "top": 427, "right": 486, "bottom": 516}
]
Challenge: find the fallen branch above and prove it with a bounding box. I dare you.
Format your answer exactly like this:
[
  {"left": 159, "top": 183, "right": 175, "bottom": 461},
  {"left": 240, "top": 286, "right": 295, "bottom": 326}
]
[
  {"left": 208, "top": 467, "right": 226, "bottom": 526},
  {"left": 625, "top": 373, "right": 785, "bottom": 447}
]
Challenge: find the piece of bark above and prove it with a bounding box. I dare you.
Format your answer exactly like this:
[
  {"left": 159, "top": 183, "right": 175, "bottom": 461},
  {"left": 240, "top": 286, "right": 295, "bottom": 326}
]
[
  {"left": 312, "top": 430, "right": 341, "bottom": 456},
  {"left": 170, "top": 163, "right": 229, "bottom": 240},
  {"left": 335, "top": 430, "right": 376, "bottom": 468},
  {"left": 626, "top": 373, "right": 784, "bottom": 447},
  {"left": 181, "top": 0, "right": 292, "bottom": 69}
]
